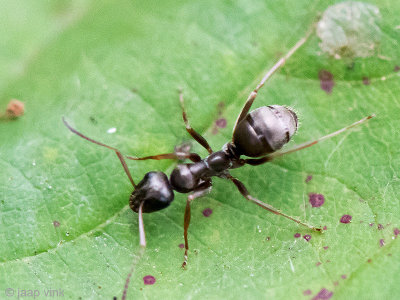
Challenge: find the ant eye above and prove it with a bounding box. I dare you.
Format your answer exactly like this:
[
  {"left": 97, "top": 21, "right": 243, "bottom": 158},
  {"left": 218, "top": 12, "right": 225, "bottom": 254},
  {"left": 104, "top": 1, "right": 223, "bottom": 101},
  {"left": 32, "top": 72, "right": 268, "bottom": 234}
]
[{"left": 130, "top": 172, "right": 174, "bottom": 213}]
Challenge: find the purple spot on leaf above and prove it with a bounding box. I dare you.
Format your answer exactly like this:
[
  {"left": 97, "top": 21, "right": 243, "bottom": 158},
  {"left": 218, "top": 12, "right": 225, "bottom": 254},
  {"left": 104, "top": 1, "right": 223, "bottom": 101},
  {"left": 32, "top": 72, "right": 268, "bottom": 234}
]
[
  {"left": 378, "top": 224, "right": 384, "bottom": 230},
  {"left": 367, "top": 259, "right": 372, "bottom": 263},
  {"left": 309, "top": 193, "right": 325, "bottom": 207},
  {"left": 312, "top": 288, "right": 333, "bottom": 300},
  {"left": 318, "top": 70, "right": 335, "bottom": 94},
  {"left": 341, "top": 274, "right": 347, "bottom": 279},
  {"left": 323, "top": 246, "right": 329, "bottom": 250},
  {"left": 340, "top": 215, "right": 352, "bottom": 224},
  {"left": 53, "top": 221, "right": 60, "bottom": 228},
  {"left": 179, "top": 243, "right": 184, "bottom": 249},
  {"left": 143, "top": 275, "right": 156, "bottom": 285},
  {"left": 294, "top": 233, "right": 301, "bottom": 238},
  {"left": 323, "top": 226, "right": 327, "bottom": 231},
  {"left": 394, "top": 228, "right": 400, "bottom": 237},
  {"left": 216, "top": 118, "right": 227, "bottom": 128},
  {"left": 303, "top": 290, "right": 312, "bottom": 296},
  {"left": 362, "top": 77, "right": 370, "bottom": 85},
  {"left": 394, "top": 65, "right": 400, "bottom": 72},
  {"left": 380, "top": 239, "right": 385, "bottom": 247},
  {"left": 305, "top": 175, "right": 313, "bottom": 183},
  {"left": 316, "top": 262, "right": 321, "bottom": 267},
  {"left": 369, "top": 223, "right": 374, "bottom": 227},
  {"left": 202, "top": 208, "right": 213, "bottom": 217},
  {"left": 303, "top": 235, "right": 312, "bottom": 242}
]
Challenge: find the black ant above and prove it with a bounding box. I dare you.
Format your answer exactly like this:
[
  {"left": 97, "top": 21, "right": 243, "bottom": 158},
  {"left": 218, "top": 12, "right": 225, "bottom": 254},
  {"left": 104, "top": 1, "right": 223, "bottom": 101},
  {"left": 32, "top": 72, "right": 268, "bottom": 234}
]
[{"left": 62, "top": 27, "right": 374, "bottom": 271}]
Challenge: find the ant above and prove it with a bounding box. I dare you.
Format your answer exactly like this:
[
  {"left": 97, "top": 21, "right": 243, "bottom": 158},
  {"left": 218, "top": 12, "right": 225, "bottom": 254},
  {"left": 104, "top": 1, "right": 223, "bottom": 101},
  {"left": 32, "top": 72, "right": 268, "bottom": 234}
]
[{"left": 63, "top": 26, "right": 374, "bottom": 270}]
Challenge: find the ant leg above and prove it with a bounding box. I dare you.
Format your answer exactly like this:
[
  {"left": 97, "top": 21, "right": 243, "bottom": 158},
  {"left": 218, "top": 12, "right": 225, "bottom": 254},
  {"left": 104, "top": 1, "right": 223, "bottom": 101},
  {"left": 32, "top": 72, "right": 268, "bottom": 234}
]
[
  {"left": 138, "top": 202, "right": 146, "bottom": 247},
  {"left": 126, "top": 152, "right": 202, "bottom": 163},
  {"left": 179, "top": 90, "right": 213, "bottom": 154},
  {"left": 232, "top": 24, "right": 315, "bottom": 133},
  {"left": 127, "top": 140, "right": 201, "bottom": 162},
  {"left": 226, "top": 174, "right": 321, "bottom": 232},
  {"left": 63, "top": 117, "right": 201, "bottom": 171},
  {"left": 244, "top": 114, "right": 375, "bottom": 166},
  {"left": 182, "top": 180, "right": 212, "bottom": 268},
  {"left": 63, "top": 117, "right": 136, "bottom": 188}
]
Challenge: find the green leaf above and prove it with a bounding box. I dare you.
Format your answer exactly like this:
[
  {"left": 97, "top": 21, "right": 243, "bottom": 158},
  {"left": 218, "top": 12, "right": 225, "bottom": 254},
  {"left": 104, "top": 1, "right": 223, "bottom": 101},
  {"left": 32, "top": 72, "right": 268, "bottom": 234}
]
[{"left": 1, "top": 0, "right": 399, "bottom": 299}]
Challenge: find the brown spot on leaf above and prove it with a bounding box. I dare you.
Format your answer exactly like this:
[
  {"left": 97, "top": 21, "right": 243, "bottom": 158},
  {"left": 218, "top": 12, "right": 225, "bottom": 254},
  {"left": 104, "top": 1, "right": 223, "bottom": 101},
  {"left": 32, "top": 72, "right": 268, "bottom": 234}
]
[
  {"left": 362, "top": 77, "right": 370, "bottom": 85},
  {"left": 1, "top": 99, "right": 25, "bottom": 120},
  {"left": 318, "top": 70, "right": 335, "bottom": 94}
]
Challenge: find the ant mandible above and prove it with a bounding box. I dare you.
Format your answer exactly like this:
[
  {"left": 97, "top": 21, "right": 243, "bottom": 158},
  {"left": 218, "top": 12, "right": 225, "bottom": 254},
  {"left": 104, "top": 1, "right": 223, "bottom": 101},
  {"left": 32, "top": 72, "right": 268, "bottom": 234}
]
[{"left": 63, "top": 26, "right": 374, "bottom": 268}]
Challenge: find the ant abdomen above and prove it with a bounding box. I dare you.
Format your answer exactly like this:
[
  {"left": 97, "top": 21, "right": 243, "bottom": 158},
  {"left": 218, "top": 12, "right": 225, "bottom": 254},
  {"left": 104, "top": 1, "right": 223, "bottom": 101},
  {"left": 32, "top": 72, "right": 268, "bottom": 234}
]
[
  {"left": 129, "top": 172, "right": 174, "bottom": 213},
  {"left": 232, "top": 105, "right": 298, "bottom": 157}
]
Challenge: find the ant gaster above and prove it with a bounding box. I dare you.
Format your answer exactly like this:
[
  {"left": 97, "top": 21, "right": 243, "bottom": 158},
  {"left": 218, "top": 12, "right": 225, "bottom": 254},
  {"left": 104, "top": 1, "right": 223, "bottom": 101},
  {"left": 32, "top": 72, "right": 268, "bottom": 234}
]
[{"left": 63, "top": 26, "right": 374, "bottom": 268}]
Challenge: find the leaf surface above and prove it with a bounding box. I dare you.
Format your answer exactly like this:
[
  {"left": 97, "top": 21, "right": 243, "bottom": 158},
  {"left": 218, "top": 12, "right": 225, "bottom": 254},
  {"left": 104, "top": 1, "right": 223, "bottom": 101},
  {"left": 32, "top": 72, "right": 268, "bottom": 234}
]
[{"left": 1, "top": 0, "right": 399, "bottom": 299}]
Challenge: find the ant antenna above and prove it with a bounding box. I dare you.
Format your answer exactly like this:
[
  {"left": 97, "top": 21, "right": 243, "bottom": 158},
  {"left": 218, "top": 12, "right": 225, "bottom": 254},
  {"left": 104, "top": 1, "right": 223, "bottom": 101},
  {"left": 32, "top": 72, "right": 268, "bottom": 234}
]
[
  {"left": 121, "top": 202, "right": 146, "bottom": 300},
  {"left": 62, "top": 117, "right": 136, "bottom": 188},
  {"left": 63, "top": 117, "right": 148, "bottom": 299},
  {"left": 138, "top": 202, "right": 146, "bottom": 248},
  {"left": 63, "top": 118, "right": 147, "bottom": 246},
  {"left": 63, "top": 117, "right": 147, "bottom": 242}
]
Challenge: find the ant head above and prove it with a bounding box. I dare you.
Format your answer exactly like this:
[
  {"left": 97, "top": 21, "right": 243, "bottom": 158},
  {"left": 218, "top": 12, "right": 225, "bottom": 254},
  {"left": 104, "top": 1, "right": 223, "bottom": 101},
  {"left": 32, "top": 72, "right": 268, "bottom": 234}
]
[
  {"left": 130, "top": 172, "right": 174, "bottom": 213},
  {"left": 232, "top": 105, "right": 298, "bottom": 157}
]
